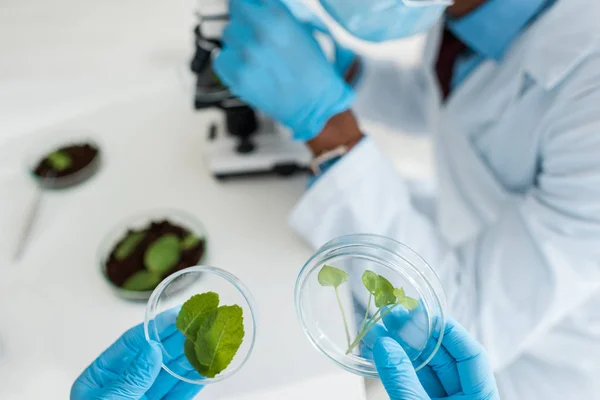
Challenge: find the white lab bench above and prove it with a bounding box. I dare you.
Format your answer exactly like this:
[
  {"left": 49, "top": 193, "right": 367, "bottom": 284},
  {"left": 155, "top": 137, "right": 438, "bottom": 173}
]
[
  {"left": 0, "top": 89, "right": 366, "bottom": 399},
  {"left": 0, "top": 1, "right": 433, "bottom": 398}
]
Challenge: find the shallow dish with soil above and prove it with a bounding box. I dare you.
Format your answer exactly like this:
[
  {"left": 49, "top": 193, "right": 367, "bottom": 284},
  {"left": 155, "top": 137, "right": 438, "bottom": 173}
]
[
  {"left": 99, "top": 210, "right": 207, "bottom": 300},
  {"left": 31, "top": 140, "right": 101, "bottom": 189}
]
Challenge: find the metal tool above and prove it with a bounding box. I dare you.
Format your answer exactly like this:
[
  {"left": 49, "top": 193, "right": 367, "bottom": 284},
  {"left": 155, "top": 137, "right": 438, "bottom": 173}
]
[{"left": 13, "top": 172, "right": 53, "bottom": 261}]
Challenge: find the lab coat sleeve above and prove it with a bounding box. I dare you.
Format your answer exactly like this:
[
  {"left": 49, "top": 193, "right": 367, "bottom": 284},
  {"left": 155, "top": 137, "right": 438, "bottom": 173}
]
[{"left": 289, "top": 96, "right": 600, "bottom": 370}]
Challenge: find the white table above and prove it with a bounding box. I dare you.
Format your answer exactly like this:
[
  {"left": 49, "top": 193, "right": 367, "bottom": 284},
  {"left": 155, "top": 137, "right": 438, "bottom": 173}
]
[
  {"left": 0, "top": 89, "right": 366, "bottom": 399},
  {"left": 0, "top": 1, "right": 433, "bottom": 398}
]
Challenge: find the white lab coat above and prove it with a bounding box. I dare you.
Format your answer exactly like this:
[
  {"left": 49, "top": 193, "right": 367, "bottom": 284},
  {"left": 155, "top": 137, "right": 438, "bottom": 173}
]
[{"left": 290, "top": 1, "right": 600, "bottom": 399}]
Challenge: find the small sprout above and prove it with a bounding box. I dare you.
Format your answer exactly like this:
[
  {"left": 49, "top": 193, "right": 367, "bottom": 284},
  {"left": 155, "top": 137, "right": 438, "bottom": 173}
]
[
  {"left": 144, "top": 234, "right": 181, "bottom": 274},
  {"left": 394, "top": 288, "right": 419, "bottom": 311},
  {"left": 362, "top": 270, "right": 378, "bottom": 294},
  {"left": 180, "top": 234, "right": 202, "bottom": 250},
  {"left": 115, "top": 231, "right": 145, "bottom": 261},
  {"left": 374, "top": 274, "right": 397, "bottom": 308},
  {"left": 47, "top": 150, "right": 72, "bottom": 171},
  {"left": 323, "top": 268, "right": 423, "bottom": 355},
  {"left": 176, "top": 292, "right": 245, "bottom": 378},
  {"left": 318, "top": 264, "right": 348, "bottom": 288},
  {"left": 122, "top": 270, "right": 162, "bottom": 291},
  {"left": 318, "top": 264, "right": 351, "bottom": 347}
]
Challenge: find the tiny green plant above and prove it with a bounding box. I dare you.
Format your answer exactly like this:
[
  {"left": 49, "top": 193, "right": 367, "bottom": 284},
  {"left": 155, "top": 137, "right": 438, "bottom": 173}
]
[
  {"left": 120, "top": 231, "right": 204, "bottom": 291},
  {"left": 180, "top": 233, "right": 201, "bottom": 250},
  {"left": 318, "top": 265, "right": 351, "bottom": 347},
  {"left": 145, "top": 234, "right": 181, "bottom": 274},
  {"left": 115, "top": 231, "right": 145, "bottom": 261},
  {"left": 176, "top": 292, "right": 245, "bottom": 378},
  {"left": 47, "top": 150, "right": 72, "bottom": 171},
  {"left": 317, "top": 265, "right": 419, "bottom": 355}
]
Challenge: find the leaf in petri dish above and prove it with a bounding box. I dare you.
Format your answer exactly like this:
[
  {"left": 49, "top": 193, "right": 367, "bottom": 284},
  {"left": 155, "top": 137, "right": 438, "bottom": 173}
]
[
  {"left": 317, "top": 264, "right": 348, "bottom": 288},
  {"left": 176, "top": 292, "right": 220, "bottom": 340},
  {"left": 194, "top": 305, "right": 245, "bottom": 378}
]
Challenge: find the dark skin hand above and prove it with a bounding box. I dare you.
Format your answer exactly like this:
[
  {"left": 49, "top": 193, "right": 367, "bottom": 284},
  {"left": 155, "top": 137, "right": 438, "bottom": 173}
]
[{"left": 307, "top": 0, "right": 488, "bottom": 157}]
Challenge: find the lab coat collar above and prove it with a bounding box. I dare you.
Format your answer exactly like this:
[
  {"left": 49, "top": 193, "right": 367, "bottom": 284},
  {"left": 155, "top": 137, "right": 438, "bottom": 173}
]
[{"left": 523, "top": 0, "right": 600, "bottom": 90}]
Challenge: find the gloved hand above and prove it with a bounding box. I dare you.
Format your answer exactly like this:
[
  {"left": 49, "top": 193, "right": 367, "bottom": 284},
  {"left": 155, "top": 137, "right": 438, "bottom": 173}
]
[
  {"left": 215, "top": 0, "right": 355, "bottom": 141},
  {"left": 369, "top": 314, "right": 500, "bottom": 400},
  {"left": 71, "top": 320, "right": 202, "bottom": 400}
]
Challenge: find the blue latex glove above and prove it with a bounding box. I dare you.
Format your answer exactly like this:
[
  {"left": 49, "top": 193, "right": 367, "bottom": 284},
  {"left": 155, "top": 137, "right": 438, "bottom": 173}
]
[
  {"left": 71, "top": 321, "right": 202, "bottom": 400},
  {"left": 370, "top": 314, "right": 500, "bottom": 400},
  {"left": 214, "top": 0, "right": 355, "bottom": 141}
]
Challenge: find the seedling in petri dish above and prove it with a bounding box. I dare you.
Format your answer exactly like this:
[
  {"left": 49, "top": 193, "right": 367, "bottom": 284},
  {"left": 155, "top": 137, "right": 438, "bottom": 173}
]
[
  {"left": 176, "top": 291, "right": 245, "bottom": 378},
  {"left": 318, "top": 265, "right": 351, "bottom": 347},
  {"left": 317, "top": 265, "right": 419, "bottom": 355}
]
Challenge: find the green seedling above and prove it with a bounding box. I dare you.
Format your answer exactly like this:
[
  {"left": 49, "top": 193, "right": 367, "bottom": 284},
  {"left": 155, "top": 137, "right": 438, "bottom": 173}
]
[
  {"left": 47, "top": 150, "right": 72, "bottom": 171},
  {"left": 122, "top": 270, "right": 162, "bottom": 291},
  {"left": 317, "top": 265, "right": 419, "bottom": 355},
  {"left": 180, "top": 234, "right": 202, "bottom": 250},
  {"left": 318, "top": 265, "right": 351, "bottom": 347},
  {"left": 176, "top": 292, "right": 245, "bottom": 378},
  {"left": 115, "top": 231, "right": 145, "bottom": 261},
  {"left": 118, "top": 231, "right": 205, "bottom": 292},
  {"left": 144, "top": 234, "right": 181, "bottom": 274}
]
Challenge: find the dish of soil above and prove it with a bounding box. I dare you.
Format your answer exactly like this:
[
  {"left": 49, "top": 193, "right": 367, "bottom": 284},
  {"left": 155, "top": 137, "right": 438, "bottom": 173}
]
[
  {"left": 32, "top": 142, "right": 100, "bottom": 188},
  {"left": 104, "top": 220, "right": 206, "bottom": 293}
]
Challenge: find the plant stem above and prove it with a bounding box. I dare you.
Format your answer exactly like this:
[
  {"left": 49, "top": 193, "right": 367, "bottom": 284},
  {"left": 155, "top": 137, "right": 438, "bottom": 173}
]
[
  {"left": 335, "top": 286, "right": 352, "bottom": 348},
  {"left": 359, "top": 294, "right": 372, "bottom": 332},
  {"left": 346, "top": 304, "right": 399, "bottom": 355}
]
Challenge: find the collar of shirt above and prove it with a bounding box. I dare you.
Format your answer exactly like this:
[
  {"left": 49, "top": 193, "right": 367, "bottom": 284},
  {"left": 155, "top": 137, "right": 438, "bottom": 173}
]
[{"left": 446, "top": 0, "right": 554, "bottom": 62}]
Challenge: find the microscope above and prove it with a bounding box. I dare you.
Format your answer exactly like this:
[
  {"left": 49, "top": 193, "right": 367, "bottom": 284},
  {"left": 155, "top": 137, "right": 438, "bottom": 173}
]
[{"left": 191, "top": 13, "right": 311, "bottom": 180}]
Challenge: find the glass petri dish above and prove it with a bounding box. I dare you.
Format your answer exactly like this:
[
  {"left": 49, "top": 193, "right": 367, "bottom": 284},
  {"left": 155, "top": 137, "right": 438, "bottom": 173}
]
[
  {"left": 145, "top": 266, "right": 256, "bottom": 385},
  {"left": 98, "top": 209, "right": 208, "bottom": 301},
  {"left": 295, "top": 234, "right": 447, "bottom": 378},
  {"left": 26, "top": 131, "right": 102, "bottom": 190}
]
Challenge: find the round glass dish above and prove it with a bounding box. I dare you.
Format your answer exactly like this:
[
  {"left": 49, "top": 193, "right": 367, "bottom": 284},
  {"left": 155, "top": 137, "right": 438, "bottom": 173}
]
[
  {"left": 145, "top": 266, "right": 257, "bottom": 385},
  {"left": 26, "top": 131, "right": 102, "bottom": 190},
  {"left": 295, "top": 234, "right": 447, "bottom": 378},
  {"left": 98, "top": 209, "right": 208, "bottom": 301}
]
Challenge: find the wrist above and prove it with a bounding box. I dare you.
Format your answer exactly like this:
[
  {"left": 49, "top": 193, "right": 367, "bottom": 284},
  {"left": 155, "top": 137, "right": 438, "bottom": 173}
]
[{"left": 307, "top": 110, "right": 364, "bottom": 156}]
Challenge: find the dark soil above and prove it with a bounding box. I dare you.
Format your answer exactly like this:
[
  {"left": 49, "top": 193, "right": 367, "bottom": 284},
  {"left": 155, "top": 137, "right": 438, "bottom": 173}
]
[
  {"left": 105, "top": 220, "right": 205, "bottom": 289},
  {"left": 33, "top": 143, "right": 99, "bottom": 179}
]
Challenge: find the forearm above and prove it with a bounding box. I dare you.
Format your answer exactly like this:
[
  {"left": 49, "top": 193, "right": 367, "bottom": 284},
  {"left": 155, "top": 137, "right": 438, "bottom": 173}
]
[{"left": 306, "top": 110, "right": 364, "bottom": 156}]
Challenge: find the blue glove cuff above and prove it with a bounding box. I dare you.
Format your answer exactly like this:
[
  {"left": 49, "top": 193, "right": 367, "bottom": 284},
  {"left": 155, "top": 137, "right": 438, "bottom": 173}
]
[{"left": 293, "top": 83, "right": 356, "bottom": 141}]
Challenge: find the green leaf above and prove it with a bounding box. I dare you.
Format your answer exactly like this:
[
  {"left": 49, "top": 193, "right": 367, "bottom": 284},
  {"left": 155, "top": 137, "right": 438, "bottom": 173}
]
[
  {"left": 317, "top": 265, "right": 348, "bottom": 288},
  {"left": 180, "top": 234, "right": 201, "bottom": 250},
  {"left": 185, "top": 338, "right": 209, "bottom": 374},
  {"left": 362, "top": 270, "right": 378, "bottom": 294},
  {"left": 374, "top": 275, "right": 396, "bottom": 308},
  {"left": 47, "top": 150, "right": 72, "bottom": 171},
  {"left": 394, "top": 287, "right": 419, "bottom": 311},
  {"left": 144, "top": 234, "right": 181, "bottom": 274},
  {"left": 194, "top": 305, "right": 245, "bottom": 378},
  {"left": 176, "top": 292, "right": 220, "bottom": 340},
  {"left": 121, "top": 270, "right": 162, "bottom": 291},
  {"left": 115, "top": 231, "right": 145, "bottom": 261}
]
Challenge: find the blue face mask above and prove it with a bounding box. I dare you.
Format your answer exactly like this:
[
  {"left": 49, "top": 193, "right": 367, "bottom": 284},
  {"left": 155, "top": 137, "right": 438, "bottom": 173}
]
[{"left": 319, "top": 0, "right": 452, "bottom": 43}]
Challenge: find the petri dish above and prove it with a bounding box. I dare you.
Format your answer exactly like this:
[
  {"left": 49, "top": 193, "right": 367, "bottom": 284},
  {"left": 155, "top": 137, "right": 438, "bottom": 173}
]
[
  {"left": 295, "top": 234, "right": 447, "bottom": 378},
  {"left": 145, "top": 266, "right": 257, "bottom": 385},
  {"left": 26, "top": 131, "right": 102, "bottom": 190},
  {"left": 98, "top": 209, "right": 208, "bottom": 301}
]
